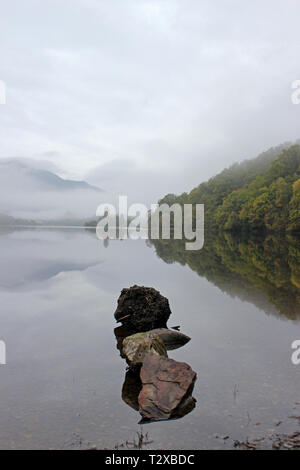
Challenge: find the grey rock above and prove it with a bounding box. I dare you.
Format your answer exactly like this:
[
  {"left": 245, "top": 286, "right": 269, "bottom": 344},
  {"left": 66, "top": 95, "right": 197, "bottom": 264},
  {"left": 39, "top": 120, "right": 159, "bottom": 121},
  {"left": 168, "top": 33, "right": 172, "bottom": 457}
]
[{"left": 148, "top": 328, "right": 191, "bottom": 350}]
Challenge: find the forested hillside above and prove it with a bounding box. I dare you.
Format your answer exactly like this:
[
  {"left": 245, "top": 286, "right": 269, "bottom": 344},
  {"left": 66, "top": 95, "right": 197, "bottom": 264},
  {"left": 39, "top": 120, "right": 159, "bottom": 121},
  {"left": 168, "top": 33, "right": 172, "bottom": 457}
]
[{"left": 159, "top": 143, "right": 300, "bottom": 233}]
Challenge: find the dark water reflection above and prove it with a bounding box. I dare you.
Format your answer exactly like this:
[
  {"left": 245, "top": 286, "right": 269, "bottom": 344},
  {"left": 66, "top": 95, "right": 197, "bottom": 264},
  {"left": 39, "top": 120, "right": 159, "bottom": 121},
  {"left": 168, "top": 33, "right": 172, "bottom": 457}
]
[
  {"left": 0, "top": 227, "right": 299, "bottom": 449},
  {"left": 151, "top": 233, "right": 300, "bottom": 320}
]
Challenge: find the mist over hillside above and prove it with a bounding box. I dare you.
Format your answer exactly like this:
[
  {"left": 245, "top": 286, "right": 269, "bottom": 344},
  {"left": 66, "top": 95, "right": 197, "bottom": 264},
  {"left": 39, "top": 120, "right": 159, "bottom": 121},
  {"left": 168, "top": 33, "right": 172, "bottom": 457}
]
[{"left": 0, "top": 159, "right": 105, "bottom": 221}]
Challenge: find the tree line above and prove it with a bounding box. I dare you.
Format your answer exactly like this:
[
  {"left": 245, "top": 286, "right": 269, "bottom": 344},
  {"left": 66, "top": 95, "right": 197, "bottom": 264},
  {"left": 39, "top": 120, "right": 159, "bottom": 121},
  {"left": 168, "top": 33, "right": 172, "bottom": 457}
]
[{"left": 159, "top": 143, "right": 300, "bottom": 233}]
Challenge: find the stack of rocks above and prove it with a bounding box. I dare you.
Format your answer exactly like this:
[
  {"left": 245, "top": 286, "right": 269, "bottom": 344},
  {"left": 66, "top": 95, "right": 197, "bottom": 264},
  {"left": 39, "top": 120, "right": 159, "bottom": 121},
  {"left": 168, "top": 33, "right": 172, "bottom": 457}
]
[{"left": 114, "top": 285, "right": 197, "bottom": 423}]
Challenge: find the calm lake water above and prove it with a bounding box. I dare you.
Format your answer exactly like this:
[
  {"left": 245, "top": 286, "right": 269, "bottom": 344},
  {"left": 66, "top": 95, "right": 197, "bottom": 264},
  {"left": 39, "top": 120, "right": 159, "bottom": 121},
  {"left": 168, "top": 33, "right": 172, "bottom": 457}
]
[{"left": 0, "top": 227, "right": 299, "bottom": 449}]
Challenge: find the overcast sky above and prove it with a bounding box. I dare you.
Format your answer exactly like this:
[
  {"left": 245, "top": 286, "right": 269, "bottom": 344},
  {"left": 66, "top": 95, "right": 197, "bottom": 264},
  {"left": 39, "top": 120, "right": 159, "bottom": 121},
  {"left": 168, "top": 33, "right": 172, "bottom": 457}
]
[{"left": 1, "top": 0, "right": 300, "bottom": 204}]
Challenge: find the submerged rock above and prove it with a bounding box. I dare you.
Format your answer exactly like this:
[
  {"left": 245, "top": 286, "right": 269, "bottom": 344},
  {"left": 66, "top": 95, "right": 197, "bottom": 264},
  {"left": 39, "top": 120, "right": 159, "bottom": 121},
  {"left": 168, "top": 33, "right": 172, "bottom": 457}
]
[
  {"left": 169, "top": 395, "right": 196, "bottom": 420},
  {"left": 138, "top": 353, "right": 197, "bottom": 421},
  {"left": 122, "top": 332, "right": 167, "bottom": 366},
  {"left": 147, "top": 328, "right": 191, "bottom": 351},
  {"left": 122, "top": 370, "right": 142, "bottom": 411},
  {"left": 114, "top": 285, "right": 172, "bottom": 331},
  {"left": 114, "top": 325, "right": 136, "bottom": 358},
  {"left": 139, "top": 394, "right": 196, "bottom": 424}
]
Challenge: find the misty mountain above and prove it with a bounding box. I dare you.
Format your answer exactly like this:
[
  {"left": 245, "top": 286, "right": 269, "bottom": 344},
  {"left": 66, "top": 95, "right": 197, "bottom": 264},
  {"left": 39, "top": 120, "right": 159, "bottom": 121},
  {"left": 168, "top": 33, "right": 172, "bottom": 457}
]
[
  {"left": 0, "top": 159, "right": 105, "bottom": 221},
  {"left": 0, "top": 159, "right": 102, "bottom": 192}
]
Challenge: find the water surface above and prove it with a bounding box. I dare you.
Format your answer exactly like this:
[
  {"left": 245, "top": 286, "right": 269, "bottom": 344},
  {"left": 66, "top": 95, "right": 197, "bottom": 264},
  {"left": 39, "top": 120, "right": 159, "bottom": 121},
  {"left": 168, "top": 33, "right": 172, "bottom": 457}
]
[{"left": 0, "top": 228, "right": 299, "bottom": 449}]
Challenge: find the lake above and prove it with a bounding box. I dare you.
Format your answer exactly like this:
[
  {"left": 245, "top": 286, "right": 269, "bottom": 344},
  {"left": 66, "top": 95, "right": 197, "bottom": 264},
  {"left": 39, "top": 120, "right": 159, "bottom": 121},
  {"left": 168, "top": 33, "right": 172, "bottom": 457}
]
[{"left": 0, "top": 227, "right": 299, "bottom": 449}]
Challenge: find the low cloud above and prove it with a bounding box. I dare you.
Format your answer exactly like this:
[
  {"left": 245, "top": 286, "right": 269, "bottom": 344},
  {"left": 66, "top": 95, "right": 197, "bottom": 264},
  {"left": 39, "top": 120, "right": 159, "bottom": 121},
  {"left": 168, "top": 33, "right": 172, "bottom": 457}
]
[
  {"left": 1, "top": 0, "right": 300, "bottom": 201},
  {"left": 0, "top": 159, "right": 106, "bottom": 220}
]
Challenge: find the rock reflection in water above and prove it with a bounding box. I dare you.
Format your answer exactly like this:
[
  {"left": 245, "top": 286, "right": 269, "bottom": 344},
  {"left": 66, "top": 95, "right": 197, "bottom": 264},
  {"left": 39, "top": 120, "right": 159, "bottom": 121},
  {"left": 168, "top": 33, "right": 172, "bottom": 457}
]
[{"left": 122, "top": 370, "right": 142, "bottom": 412}]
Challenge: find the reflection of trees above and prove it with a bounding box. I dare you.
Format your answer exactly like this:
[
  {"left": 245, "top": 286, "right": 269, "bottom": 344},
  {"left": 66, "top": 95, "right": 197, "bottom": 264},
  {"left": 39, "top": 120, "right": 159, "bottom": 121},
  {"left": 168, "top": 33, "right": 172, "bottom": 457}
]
[{"left": 150, "top": 233, "right": 300, "bottom": 320}]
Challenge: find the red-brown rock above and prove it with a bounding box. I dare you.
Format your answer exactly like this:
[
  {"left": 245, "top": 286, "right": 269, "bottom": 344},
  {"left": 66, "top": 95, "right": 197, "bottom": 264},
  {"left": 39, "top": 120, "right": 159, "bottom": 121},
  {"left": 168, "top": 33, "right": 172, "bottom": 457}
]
[{"left": 138, "top": 353, "right": 197, "bottom": 421}]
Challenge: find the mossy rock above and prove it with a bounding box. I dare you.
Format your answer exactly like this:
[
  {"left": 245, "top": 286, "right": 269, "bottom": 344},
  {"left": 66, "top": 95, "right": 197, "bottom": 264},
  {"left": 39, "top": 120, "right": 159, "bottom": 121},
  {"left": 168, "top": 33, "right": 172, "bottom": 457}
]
[{"left": 122, "top": 332, "right": 167, "bottom": 366}]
